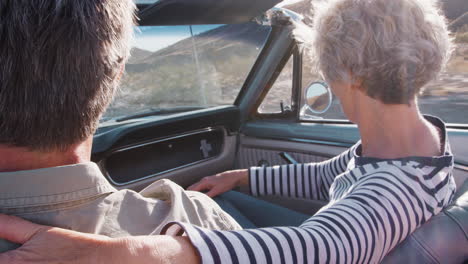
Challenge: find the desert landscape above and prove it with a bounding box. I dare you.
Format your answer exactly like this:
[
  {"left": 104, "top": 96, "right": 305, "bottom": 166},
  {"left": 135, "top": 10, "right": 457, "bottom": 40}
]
[{"left": 104, "top": 23, "right": 270, "bottom": 119}]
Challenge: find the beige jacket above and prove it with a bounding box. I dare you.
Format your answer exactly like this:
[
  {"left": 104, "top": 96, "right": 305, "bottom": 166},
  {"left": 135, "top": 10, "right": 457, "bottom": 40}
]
[{"left": 0, "top": 162, "right": 241, "bottom": 252}]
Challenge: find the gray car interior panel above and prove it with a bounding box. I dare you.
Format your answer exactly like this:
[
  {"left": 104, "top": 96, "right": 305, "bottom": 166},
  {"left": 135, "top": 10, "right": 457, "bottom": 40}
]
[
  {"left": 236, "top": 134, "right": 348, "bottom": 168},
  {"left": 382, "top": 179, "right": 468, "bottom": 264},
  {"left": 238, "top": 132, "right": 468, "bottom": 215},
  {"left": 236, "top": 135, "right": 345, "bottom": 215}
]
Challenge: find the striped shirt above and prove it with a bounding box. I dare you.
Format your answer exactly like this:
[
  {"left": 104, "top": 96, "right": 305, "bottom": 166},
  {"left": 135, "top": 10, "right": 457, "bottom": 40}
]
[{"left": 162, "top": 116, "right": 456, "bottom": 264}]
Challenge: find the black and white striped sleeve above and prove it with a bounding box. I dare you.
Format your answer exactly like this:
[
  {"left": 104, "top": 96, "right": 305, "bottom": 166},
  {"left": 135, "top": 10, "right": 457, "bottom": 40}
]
[
  {"left": 248, "top": 145, "right": 356, "bottom": 201},
  {"left": 163, "top": 165, "right": 450, "bottom": 264}
]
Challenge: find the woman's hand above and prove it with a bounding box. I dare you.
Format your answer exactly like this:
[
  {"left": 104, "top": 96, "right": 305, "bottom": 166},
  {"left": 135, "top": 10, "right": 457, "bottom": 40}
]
[{"left": 187, "top": 169, "right": 249, "bottom": 197}]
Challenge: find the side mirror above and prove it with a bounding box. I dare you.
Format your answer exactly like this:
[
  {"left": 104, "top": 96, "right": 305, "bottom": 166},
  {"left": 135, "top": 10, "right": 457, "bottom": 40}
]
[{"left": 304, "top": 82, "right": 332, "bottom": 114}]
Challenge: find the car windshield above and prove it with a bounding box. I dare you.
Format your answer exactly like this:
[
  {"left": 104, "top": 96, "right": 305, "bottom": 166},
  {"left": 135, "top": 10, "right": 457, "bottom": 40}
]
[{"left": 102, "top": 22, "right": 272, "bottom": 121}]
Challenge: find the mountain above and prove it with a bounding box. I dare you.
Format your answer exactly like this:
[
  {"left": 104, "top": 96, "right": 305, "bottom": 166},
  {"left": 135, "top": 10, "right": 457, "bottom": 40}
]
[
  {"left": 137, "top": 23, "right": 271, "bottom": 65},
  {"left": 107, "top": 22, "right": 272, "bottom": 119},
  {"left": 127, "top": 48, "right": 153, "bottom": 64}
]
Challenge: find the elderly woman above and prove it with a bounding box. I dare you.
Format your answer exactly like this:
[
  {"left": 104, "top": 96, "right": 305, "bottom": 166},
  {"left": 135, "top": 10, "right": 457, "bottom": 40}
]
[
  {"left": 0, "top": 0, "right": 456, "bottom": 263},
  {"left": 182, "top": 0, "right": 455, "bottom": 262}
]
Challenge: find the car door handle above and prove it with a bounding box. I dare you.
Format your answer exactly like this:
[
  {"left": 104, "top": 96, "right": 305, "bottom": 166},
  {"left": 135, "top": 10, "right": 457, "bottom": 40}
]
[{"left": 279, "top": 152, "right": 298, "bottom": 165}]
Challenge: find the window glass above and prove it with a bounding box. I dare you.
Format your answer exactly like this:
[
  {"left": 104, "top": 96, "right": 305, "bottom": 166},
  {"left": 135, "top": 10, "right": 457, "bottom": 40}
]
[
  {"left": 258, "top": 56, "right": 294, "bottom": 114},
  {"left": 102, "top": 22, "right": 272, "bottom": 121}
]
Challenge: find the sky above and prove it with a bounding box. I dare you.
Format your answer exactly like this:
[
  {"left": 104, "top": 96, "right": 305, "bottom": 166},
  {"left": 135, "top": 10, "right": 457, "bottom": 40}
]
[
  {"left": 275, "top": 0, "right": 305, "bottom": 7},
  {"left": 133, "top": 25, "right": 223, "bottom": 52}
]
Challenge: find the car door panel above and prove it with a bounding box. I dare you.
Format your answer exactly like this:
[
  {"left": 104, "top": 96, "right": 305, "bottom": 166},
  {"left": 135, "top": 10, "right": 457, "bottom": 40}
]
[
  {"left": 236, "top": 135, "right": 340, "bottom": 169},
  {"left": 241, "top": 120, "right": 468, "bottom": 192},
  {"left": 235, "top": 122, "right": 357, "bottom": 215},
  {"left": 235, "top": 135, "right": 343, "bottom": 215}
]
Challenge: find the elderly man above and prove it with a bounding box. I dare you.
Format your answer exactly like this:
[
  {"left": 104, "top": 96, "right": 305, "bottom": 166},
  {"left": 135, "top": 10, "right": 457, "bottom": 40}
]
[{"left": 0, "top": 0, "right": 240, "bottom": 253}]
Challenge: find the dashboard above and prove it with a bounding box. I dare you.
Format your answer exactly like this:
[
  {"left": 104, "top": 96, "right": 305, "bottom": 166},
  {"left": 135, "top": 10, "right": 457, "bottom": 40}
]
[
  {"left": 101, "top": 128, "right": 224, "bottom": 185},
  {"left": 92, "top": 106, "right": 240, "bottom": 189}
]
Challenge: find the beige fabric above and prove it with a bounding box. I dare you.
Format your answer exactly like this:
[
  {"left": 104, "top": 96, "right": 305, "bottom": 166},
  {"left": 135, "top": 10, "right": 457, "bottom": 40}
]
[{"left": 0, "top": 162, "right": 241, "bottom": 252}]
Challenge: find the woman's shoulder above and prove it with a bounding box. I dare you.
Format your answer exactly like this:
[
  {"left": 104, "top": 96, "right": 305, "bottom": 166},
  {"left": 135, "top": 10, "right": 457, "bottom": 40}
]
[{"left": 348, "top": 157, "right": 456, "bottom": 212}]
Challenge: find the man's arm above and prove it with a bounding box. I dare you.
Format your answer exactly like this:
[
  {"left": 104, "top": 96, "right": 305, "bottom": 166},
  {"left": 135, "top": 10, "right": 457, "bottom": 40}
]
[{"left": 0, "top": 214, "right": 199, "bottom": 264}]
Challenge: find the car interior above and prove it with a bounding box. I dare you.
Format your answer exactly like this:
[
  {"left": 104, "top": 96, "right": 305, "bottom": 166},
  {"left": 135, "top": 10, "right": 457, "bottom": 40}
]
[{"left": 94, "top": 0, "right": 468, "bottom": 262}]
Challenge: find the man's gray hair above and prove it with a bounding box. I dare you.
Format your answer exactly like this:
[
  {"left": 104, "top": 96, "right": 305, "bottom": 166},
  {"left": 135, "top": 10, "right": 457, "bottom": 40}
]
[
  {"left": 0, "top": 0, "right": 135, "bottom": 151},
  {"left": 298, "top": 0, "right": 453, "bottom": 104}
]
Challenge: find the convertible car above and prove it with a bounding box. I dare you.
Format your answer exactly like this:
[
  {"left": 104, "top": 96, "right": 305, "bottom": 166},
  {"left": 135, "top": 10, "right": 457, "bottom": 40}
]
[{"left": 95, "top": 0, "right": 468, "bottom": 262}]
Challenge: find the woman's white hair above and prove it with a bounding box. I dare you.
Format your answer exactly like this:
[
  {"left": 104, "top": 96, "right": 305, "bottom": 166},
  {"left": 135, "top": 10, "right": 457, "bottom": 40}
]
[{"left": 296, "top": 0, "right": 453, "bottom": 104}]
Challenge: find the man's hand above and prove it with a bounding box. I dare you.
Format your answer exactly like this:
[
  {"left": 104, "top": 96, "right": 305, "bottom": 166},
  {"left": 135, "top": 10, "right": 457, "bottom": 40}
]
[
  {"left": 0, "top": 214, "right": 200, "bottom": 264},
  {"left": 0, "top": 214, "right": 113, "bottom": 263}
]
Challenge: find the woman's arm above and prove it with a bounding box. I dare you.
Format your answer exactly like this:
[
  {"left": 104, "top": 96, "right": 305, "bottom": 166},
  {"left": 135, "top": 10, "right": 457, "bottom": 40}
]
[
  {"left": 190, "top": 144, "right": 356, "bottom": 201},
  {"left": 167, "top": 165, "right": 451, "bottom": 264},
  {"left": 248, "top": 146, "right": 355, "bottom": 201}
]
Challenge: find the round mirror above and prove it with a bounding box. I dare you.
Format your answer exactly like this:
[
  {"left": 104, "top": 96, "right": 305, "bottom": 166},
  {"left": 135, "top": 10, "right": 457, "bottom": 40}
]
[{"left": 304, "top": 82, "right": 332, "bottom": 114}]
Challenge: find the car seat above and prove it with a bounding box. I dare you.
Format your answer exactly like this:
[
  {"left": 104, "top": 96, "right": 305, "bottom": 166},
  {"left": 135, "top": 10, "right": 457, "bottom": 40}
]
[{"left": 382, "top": 179, "right": 468, "bottom": 263}]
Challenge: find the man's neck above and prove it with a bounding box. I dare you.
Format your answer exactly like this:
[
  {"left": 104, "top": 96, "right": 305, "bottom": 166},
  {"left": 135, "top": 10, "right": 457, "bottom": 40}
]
[
  {"left": 0, "top": 138, "right": 93, "bottom": 172},
  {"left": 355, "top": 98, "right": 441, "bottom": 159}
]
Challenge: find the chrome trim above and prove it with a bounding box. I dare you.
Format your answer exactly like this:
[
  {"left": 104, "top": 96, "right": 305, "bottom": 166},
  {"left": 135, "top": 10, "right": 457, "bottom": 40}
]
[
  {"left": 100, "top": 127, "right": 225, "bottom": 186},
  {"left": 454, "top": 163, "right": 468, "bottom": 172},
  {"left": 245, "top": 135, "right": 354, "bottom": 148},
  {"left": 251, "top": 137, "right": 468, "bottom": 166},
  {"left": 108, "top": 127, "right": 219, "bottom": 154},
  {"left": 302, "top": 81, "right": 333, "bottom": 115},
  {"left": 279, "top": 152, "right": 299, "bottom": 164}
]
